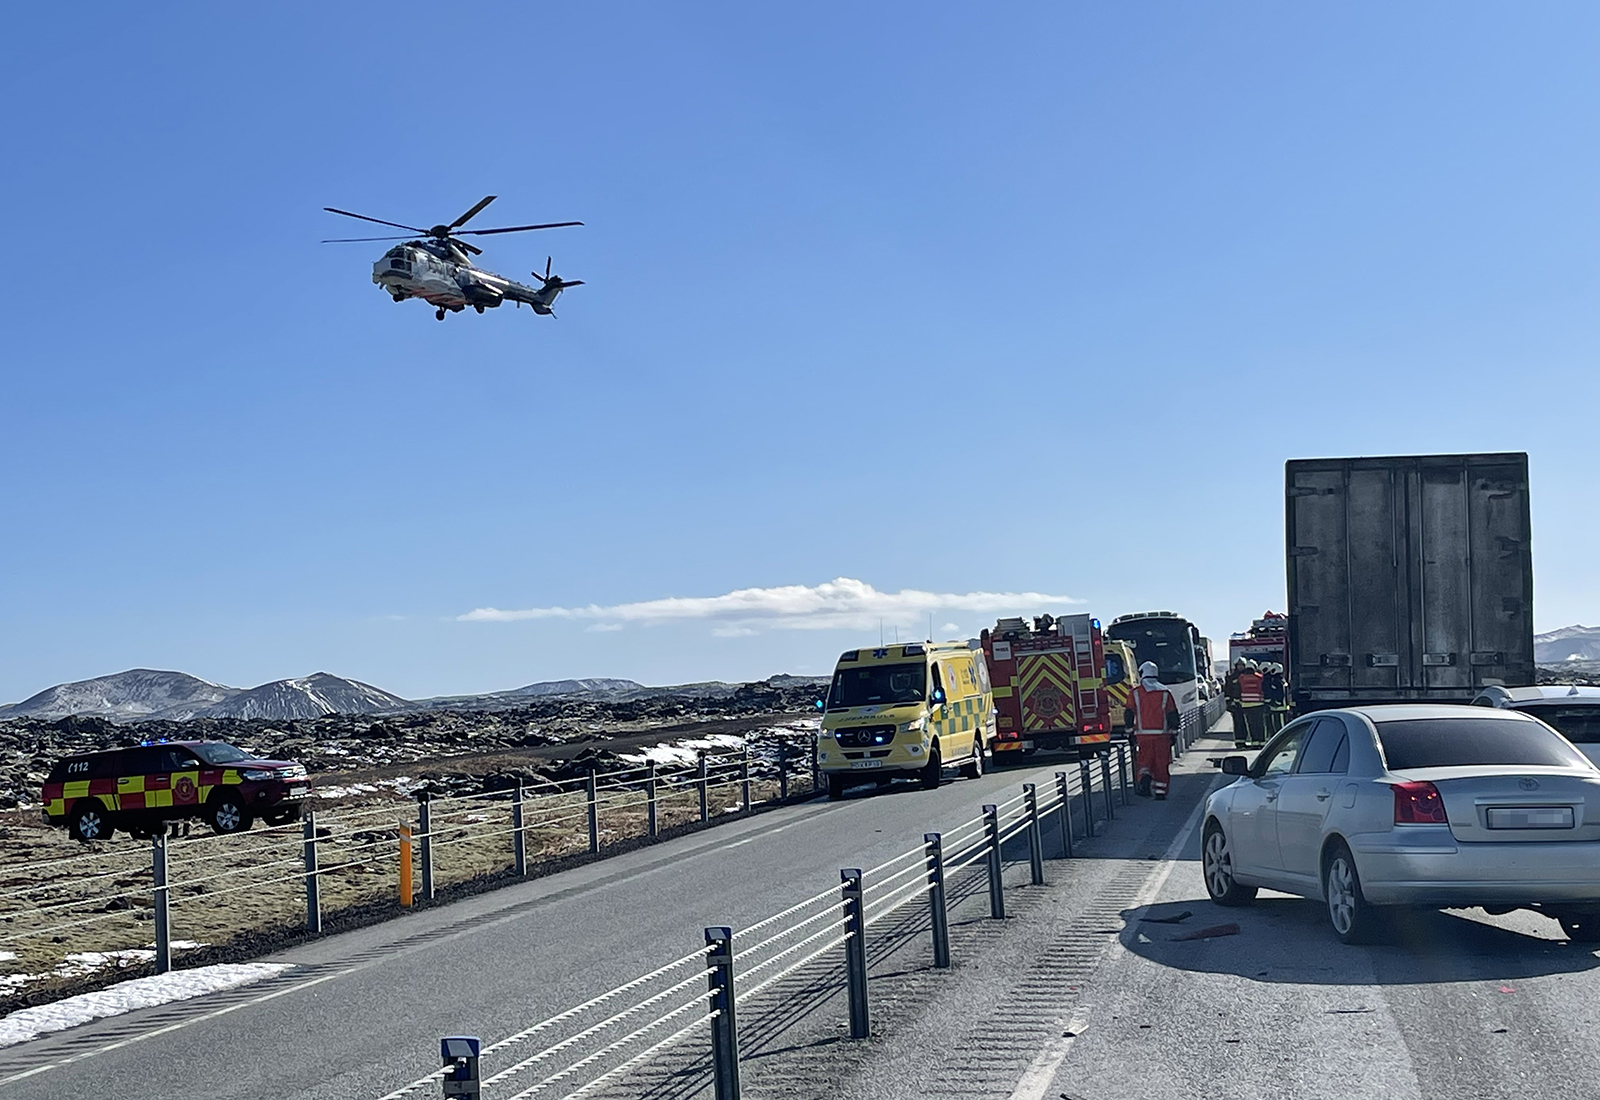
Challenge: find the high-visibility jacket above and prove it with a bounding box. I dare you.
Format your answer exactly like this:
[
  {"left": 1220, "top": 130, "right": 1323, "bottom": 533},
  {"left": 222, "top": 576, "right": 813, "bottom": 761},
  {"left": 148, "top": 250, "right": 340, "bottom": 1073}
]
[
  {"left": 1134, "top": 680, "right": 1179, "bottom": 734},
  {"left": 1238, "top": 671, "right": 1264, "bottom": 705}
]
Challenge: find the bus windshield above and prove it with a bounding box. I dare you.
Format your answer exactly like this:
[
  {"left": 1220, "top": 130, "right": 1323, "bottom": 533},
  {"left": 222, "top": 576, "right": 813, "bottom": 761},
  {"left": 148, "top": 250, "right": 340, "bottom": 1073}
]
[
  {"left": 827, "top": 663, "right": 927, "bottom": 709},
  {"left": 1108, "top": 619, "right": 1197, "bottom": 686}
]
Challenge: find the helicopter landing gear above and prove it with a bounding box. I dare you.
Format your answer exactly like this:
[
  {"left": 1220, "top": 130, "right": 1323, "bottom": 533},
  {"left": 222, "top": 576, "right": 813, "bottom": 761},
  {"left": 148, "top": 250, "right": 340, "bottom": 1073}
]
[
  {"left": 474, "top": 304, "right": 484, "bottom": 314},
  {"left": 435, "top": 308, "right": 446, "bottom": 321}
]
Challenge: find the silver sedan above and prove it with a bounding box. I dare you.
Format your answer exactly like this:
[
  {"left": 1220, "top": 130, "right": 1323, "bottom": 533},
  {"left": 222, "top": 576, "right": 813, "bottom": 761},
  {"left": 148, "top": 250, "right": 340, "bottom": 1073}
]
[{"left": 1201, "top": 703, "right": 1600, "bottom": 943}]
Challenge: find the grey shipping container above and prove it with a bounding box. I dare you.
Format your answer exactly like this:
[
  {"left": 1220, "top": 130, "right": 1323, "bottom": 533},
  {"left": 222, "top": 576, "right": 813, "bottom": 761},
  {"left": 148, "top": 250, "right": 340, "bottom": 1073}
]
[{"left": 1285, "top": 452, "right": 1533, "bottom": 711}]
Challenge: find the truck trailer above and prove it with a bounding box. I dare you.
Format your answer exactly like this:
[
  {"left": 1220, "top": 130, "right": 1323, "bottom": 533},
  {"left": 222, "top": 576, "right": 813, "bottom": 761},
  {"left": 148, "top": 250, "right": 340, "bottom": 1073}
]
[{"left": 1284, "top": 451, "right": 1533, "bottom": 712}]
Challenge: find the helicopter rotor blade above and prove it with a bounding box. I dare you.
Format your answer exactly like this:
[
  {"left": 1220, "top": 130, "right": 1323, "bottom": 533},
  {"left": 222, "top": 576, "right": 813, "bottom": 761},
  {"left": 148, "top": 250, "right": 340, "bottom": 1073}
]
[
  {"left": 545, "top": 256, "right": 553, "bottom": 279},
  {"left": 459, "top": 221, "right": 584, "bottom": 237},
  {"left": 321, "top": 234, "right": 417, "bottom": 243},
  {"left": 557, "top": 279, "right": 584, "bottom": 287},
  {"left": 455, "top": 240, "right": 483, "bottom": 256},
  {"left": 323, "top": 207, "right": 428, "bottom": 234},
  {"left": 450, "top": 195, "right": 497, "bottom": 229}
]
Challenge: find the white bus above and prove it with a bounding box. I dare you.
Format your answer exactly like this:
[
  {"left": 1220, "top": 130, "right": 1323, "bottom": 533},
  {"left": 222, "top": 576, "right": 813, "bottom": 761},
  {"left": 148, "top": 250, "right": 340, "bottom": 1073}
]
[{"left": 1106, "top": 611, "right": 1206, "bottom": 736}]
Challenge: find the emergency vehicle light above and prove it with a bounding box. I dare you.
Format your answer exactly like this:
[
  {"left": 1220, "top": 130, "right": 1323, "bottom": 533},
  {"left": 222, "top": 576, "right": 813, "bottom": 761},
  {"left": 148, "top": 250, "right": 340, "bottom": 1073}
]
[
  {"left": 839, "top": 650, "right": 859, "bottom": 662},
  {"left": 901, "top": 644, "right": 925, "bottom": 656}
]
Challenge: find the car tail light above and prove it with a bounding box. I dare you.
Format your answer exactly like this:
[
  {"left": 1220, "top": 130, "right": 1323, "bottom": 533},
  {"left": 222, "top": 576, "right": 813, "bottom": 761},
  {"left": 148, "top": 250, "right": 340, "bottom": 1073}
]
[{"left": 1393, "top": 780, "right": 1448, "bottom": 824}]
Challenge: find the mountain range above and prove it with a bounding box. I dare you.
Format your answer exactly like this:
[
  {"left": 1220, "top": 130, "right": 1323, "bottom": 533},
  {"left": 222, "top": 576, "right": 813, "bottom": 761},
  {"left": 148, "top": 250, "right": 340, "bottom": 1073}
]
[
  {"left": 0, "top": 669, "right": 805, "bottom": 723},
  {"left": 1535, "top": 625, "right": 1600, "bottom": 664}
]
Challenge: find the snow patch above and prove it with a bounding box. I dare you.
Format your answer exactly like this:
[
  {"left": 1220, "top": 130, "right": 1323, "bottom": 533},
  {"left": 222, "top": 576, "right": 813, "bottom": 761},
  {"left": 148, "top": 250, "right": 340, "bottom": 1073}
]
[
  {"left": 618, "top": 733, "right": 745, "bottom": 769},
  {"left": 0, "top": 962, "right": 291, "bottom": 1048}
]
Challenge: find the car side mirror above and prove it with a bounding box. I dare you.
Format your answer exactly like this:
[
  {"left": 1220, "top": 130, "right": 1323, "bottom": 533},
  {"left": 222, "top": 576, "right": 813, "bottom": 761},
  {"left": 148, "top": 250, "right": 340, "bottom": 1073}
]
[
  {"left": 931, "top": 689, "right": 946, "bottom": 706},
  {"left": 1221, "top": 755, "right": 1249, "bottom": 776}
]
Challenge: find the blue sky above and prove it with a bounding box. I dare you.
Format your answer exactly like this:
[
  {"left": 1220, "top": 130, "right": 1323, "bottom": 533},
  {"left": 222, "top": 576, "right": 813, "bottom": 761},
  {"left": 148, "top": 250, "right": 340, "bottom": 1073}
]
[{"left": 2, "top": 2, "right": 1596, "bottom": 701}]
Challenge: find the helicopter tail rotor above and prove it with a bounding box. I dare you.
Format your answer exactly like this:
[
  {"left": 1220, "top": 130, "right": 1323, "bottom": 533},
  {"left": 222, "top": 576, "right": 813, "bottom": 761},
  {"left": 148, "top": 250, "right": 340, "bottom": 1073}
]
[{"left": 530, "top": 256, "right": 584, "bottom": 291}]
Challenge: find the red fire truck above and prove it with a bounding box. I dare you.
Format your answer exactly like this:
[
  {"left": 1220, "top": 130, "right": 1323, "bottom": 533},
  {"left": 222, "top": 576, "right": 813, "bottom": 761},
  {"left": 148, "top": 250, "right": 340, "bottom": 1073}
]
[
  {"left": 1228, "top": 612, "right": 1289, "bottom": 669},
  {"left": 981, "top": 613, "right": 1136, "bottom": 758}
]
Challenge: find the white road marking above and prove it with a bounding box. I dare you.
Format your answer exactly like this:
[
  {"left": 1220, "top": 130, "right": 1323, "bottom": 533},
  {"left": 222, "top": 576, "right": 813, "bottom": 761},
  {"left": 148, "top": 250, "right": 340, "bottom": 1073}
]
[{"left": 1008, "top": 1007, "right": 1093, "bottom": 1100}]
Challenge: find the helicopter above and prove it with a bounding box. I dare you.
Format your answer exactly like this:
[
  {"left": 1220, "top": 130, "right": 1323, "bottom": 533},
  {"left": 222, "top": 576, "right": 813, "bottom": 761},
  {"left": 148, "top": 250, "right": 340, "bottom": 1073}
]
[{"left": 322, "top": 196, "right": 584, "bottom": 320}]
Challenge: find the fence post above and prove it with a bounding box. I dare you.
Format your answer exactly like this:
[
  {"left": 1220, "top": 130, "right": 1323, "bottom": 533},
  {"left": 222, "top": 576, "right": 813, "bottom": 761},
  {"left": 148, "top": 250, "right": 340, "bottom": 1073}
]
[
  {"left": 303, "top": 810, "right": 322, "bottom": 933},
  {"left": 777, "top": 742, "right": 789, "bottom": 802},
  {"left": 587, "top": 771, "right": 600, "bottom": 854},
  {"left": 1023, "top": 784, "right": 1045, "bottom": 886},
  {"left": 923, "top": 833, "right": 950, "bottom": 969},
  {"left": 1054, "top": 771, "right": 1075, "bottom": 858},
  {"left": 1116, "top": 742, "right": 1130, "bottom": 805},
  {"left": 840, "top": 869, "right": 869, "bottom": 1039},
  {"left": 439, "top": 1036, "right": 481, "bottom": 1100},
  {"left": 982, "top": 804, "right": 1005, "bottom": 920},
  {"left": 1078, "top": 759, "right": 1096, "bottom": 838},
  {"left": 740, "top": 742, "right": 752, "bottom": 814},
  {"left": 399, "top": 823, "right": 414, "bottom": 907},
  {"left": 704, "top": 927, "right": 742, "bottom": 1100},
  {"left": 1101, "top": 753, "right": 1115, "bottom": 820},
  {"left": 418, "top": 796, "right": 435, "bottom": 901},
  {"left": 512, "top": 782, "right": 527, "bottom": 877},
  {"left": 151, "top": 834, "right": 171, "bottom": 975},
  {"left": 811, "top": 734, "right": 820, "bottom": 795},
  {"left": 647, "top": 763, "right": 659, "bottom": 840},
  {"left": 698, "top": 753, "right": 710, "bottom": 822}
]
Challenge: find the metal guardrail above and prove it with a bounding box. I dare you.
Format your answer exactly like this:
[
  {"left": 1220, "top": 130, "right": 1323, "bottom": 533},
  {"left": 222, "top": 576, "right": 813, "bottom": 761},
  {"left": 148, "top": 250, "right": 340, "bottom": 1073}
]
[
  {"left": 0, "top": 737, "right": 817, "bottom": 981},
  {"left": 380, "top": 741, "right": 1141, "bottom": 1100}
]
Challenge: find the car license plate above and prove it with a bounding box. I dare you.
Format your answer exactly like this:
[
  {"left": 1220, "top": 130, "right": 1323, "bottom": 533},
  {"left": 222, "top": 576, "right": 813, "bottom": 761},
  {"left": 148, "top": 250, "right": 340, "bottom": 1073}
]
[
  {"left": 1486, "top": 806, "right": 1573, "bottom": 829},
  {"left": 286, "top": 787, "right": 308, "bottom": 800},
  {"left": 849, "top": 760, "right": 884, "bottom": 770}
]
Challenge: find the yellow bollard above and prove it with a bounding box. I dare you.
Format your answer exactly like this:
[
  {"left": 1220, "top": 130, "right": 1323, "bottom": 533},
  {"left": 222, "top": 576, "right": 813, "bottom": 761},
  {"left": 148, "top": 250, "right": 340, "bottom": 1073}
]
[{"left": 399, "top": 823, "right": 414, "bottom": 908}]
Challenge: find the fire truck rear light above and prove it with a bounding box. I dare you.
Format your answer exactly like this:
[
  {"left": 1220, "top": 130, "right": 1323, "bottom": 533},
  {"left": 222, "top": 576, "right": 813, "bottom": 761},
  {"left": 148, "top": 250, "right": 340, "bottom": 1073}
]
[{"left": 1393, "top": 780, "right": 1448, "bottom": 824}]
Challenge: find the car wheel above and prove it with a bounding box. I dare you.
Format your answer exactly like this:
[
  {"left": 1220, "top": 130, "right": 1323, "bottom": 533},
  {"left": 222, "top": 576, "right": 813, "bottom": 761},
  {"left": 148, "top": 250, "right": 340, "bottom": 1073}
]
[
  {"left": 1202, "top": 820, "right": 1257, "bottom": 906},
  {"left": 69, "top": 800, "right": 112, "bottom": 843},
  {"left": 919, "top": 745, "right": 943, "bottom": 789},
  {"left": 209, "top": 792, "right": 253, "bottom": 835},
  {"left": 827, "top": 775, "right": 848, "bottom": 801},
  {"left": 1559, "top": 914, "right": 1600, "bottom": 943},
  {"left": 1324, "top": 841, "right": 1379, "bottom": 944},
  {"left": 959, "top": 742, "right": 984, "bottom": 780}
]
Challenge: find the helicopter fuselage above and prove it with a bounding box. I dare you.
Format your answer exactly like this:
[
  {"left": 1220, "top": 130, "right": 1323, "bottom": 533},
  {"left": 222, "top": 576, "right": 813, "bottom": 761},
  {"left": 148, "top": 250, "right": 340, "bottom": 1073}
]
[{"left": 372, "top": 242, "right": 563, "bottom": 316}]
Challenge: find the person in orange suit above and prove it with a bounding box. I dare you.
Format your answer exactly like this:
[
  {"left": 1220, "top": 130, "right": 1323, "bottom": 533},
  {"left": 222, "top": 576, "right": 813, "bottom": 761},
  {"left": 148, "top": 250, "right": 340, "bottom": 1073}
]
[{"left": 1133, "top": 661, "right": 1180, "bottom": 799}]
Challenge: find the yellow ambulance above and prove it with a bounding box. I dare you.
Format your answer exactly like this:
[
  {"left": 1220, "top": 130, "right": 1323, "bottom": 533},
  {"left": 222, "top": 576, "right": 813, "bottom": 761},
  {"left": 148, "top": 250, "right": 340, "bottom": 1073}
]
[{"left": 815, "top": 641, "right": 995, "bottom": 800}]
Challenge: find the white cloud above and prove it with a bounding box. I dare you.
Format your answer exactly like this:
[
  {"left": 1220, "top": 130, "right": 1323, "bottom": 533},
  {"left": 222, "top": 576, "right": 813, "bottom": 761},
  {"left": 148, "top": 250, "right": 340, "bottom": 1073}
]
[
  {"left": 584, "top": 623, "right": 624, "bottom": 633},
  {"left": 459, "top": 578, "right": 1080, "bottom": 635},
  {"left": 940, "top": 623, "right": 962, "bottom": 634}
]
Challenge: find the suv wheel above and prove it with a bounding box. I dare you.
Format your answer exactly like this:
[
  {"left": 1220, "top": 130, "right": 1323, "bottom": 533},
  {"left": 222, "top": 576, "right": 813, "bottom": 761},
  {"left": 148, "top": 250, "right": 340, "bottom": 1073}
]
[
  {"left": 209, "top": 792, "right": 253, "bottom": 835},
  {"left": 69, "top": 800, "right": 112, "bottom": 843}
]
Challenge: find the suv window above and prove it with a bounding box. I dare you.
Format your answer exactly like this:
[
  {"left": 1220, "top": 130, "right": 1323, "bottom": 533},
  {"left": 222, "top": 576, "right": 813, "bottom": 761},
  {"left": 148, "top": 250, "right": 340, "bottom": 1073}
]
[
  {"left": 1516, "top": 704, "right": 1600, "bottom": 744},
  {"left": 1296, "top": 719, "right": 1350, "bottom": 775},
  {"left": 1376, "top": 717, "right": 1588, "bottom": 770}
]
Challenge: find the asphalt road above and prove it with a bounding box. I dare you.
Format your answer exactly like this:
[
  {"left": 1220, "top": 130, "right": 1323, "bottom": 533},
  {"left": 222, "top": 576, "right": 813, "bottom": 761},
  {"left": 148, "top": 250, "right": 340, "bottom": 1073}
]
[{"left": 9, "top": 721, "right": 1600, "bottom": 1100}]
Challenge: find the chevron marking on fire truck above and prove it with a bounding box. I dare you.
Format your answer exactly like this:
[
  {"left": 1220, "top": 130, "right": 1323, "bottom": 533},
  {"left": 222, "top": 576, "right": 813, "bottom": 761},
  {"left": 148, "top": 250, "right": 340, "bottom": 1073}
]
[{"left": 1018, "top": 652, "right": 1078, "bottom": 732}]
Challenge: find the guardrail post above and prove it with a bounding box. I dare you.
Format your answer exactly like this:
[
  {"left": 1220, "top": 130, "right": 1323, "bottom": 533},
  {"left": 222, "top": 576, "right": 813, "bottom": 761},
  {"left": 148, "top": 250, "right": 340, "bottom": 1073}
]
[
  {"left": 439, "top": 1036, "right": 481, "bottom": 1100},
  {"left": 811, "top": 734, "right": 820, "bottom": 795},
  {"left": 587, "top": 770, "right": 600, "bottom": 854},
  {"left": 418, "top": 796, "right": 435, "bottom": 901},
  {"left": 840, "top": 869, "right": 869, "bottom": 1039},
  {"left": 151, "top": 833, "right": 171, "bottom": 975},
  {"left": 698, "top": 753, "right": 710, "bottom": 822},
  {"left": 1078, "top": 759, "right": 1095, "bottom": 838},
  {"left": 740, "top": 742, "right": 752, "bottom": 814},
  {"left": 303, "top": 810, "right": 322, "bottom": 933},
  {"left": 982, "top": 804, "right": 1005, "bottom": 919},
  {"left": 704, "top": 926, "right": 742, "bottom": 1100},
  {"left": 512, "top": 782, "right": 527, "bottom": 876},
  {"left": 923, "top": 833, "right": 950, "bottom": 969},
  {"left": 1054, "top": 771, "right": 1075, "bottom": 858},
  {"left": 777, "top": 742, "right": 789, "bottom": 801},
  {"left": 1116, "top": 742, "right": 1130, "bottom": 805},
  {"left": 647, "top": 763, "right": 659, "bottom": 840},
  {"left": 1023, "top": 784, "right": 1045, "bottom": 886},
  {"left": 1101, "top": 753, "right": 1115, "bottom": 820}
]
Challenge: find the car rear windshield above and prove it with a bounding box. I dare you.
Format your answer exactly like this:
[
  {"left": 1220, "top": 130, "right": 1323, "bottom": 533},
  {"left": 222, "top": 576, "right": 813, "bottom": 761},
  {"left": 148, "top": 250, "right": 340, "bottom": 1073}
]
[
  {"left": 1517, "top": 705, "right": 1600, "bottom": 744},
  {"left": 191, "top": 742, "right": 253, "bottom": 765},
  {"left": 1376, "top": 717, "right": 1589, "bottom": 770}
]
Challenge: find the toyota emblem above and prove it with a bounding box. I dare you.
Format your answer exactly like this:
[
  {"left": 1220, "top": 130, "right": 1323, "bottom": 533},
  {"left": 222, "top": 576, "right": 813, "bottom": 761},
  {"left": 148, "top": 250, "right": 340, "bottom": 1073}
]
[{"left": 1518, "top": 777, "right": 1540, "bottom": 791}]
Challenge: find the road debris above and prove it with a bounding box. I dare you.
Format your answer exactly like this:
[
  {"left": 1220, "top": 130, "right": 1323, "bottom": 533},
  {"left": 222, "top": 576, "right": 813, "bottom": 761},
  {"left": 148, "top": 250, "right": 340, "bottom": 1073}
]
[{"left": 1172, "top": 922, "right": 1241, "bottom": 941}]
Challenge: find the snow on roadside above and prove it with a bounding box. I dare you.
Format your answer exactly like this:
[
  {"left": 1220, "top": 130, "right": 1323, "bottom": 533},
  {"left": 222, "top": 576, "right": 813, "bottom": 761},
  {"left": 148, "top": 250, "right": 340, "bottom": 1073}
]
[
  {"left": 618, "top": 733, "right": 745, "bottom": 769},
  {"left": 0, "top": 962, "right": 291, "bottom": 1048}
]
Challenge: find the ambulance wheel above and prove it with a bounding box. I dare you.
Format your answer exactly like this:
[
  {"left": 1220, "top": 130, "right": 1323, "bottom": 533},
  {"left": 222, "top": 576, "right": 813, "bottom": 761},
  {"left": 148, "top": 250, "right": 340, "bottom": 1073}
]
[
  {"left": 959, "top": 742, "right": 984, "bottom": 780},
  {"left": 69, "top": 800, "right": 112, "bottom": 843},
  {"left": 919, "top": 745, "right": 943, "bottom": 789},
  {"left": 827, "top": 775, "right": 848, "bottom": 801},
  {"left": 209, "top": 792, "right": 253, "bottom": 835}
]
